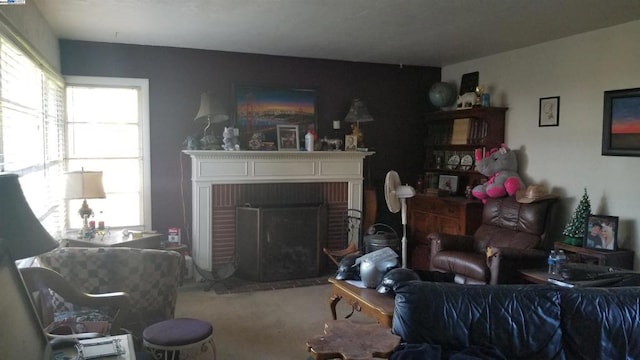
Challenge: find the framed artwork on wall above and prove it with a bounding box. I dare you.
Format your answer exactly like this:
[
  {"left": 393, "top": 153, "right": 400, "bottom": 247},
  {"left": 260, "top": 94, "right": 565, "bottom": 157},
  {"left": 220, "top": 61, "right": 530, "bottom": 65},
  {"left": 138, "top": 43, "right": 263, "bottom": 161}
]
[
  {"left": 584, "top": 215, "right": 619, "bottom": 251},
  {"left": 234, "top": 85, "right": 317, "bottom": 150},
  {"left": 602, "top": 87, "right": 640, "bottom": 156},
  {"left": 539, "top": 96, "right": 560, "bottom": 127},
  {"left": 276, "top": 125, "right": 299, "bottom": 151}
]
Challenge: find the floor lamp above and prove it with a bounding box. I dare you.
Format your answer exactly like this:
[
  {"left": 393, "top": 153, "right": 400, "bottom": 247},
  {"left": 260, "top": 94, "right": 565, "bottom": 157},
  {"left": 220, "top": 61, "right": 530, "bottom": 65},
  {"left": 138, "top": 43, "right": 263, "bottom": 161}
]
[{"left": 0, "top": 173, "right": 59, "bottom": 359}]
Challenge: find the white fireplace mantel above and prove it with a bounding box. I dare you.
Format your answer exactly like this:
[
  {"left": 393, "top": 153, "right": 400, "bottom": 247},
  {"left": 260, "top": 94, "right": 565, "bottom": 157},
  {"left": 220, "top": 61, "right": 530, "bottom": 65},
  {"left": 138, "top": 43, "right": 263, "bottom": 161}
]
[{"left": 183, "top": 150, "right": 374, "bottom": 271}]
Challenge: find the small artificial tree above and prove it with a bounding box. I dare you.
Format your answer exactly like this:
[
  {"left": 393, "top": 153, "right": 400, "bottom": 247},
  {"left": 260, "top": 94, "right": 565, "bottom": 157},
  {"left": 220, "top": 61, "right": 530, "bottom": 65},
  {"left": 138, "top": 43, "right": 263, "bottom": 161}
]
[{"left": 562, "top": 188, "right": 591, "bottom": 245}]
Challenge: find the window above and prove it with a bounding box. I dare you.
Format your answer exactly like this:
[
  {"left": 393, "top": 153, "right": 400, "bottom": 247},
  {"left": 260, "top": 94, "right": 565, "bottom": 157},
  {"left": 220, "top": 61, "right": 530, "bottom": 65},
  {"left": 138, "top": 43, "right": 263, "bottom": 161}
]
[
  {"left": 0, "top": 24, "right": 151, "bottom": 239},
  {"left": 65, "top": 76, "right": 151, "bottom": 231},
  {"left": 0, "top": 32, "right": 65, "bottom": 237}
]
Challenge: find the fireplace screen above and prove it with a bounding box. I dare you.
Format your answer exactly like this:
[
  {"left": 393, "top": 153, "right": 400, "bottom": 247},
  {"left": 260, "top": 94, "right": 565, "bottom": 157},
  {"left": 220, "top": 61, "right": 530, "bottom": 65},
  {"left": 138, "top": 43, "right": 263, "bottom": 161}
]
[{"left": 236, "top": 203, "right": 327, "bottom": 282}]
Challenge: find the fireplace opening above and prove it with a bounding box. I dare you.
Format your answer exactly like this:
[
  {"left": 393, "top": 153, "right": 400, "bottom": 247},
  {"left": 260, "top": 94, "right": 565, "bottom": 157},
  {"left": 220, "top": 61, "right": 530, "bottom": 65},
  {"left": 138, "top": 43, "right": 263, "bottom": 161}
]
[{"left": 236, "top": 203, "right": 327, "bottom": 282}]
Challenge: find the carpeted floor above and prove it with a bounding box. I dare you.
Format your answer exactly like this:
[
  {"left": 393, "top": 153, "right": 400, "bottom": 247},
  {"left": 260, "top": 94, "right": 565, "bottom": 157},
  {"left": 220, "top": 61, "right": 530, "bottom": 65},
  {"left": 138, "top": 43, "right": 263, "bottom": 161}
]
[
  {"left": 175, "top": 278, "right": 377, "bottom": 360},
  {"left": 209, "top": 274, "right": 333, "bottom": 294}
]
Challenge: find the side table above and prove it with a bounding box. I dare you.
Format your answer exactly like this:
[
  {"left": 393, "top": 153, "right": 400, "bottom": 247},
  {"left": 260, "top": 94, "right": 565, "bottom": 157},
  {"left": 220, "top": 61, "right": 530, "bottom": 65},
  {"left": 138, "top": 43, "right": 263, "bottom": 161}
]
[
  {"left": 306, "top": 320, "right": 400, "bottom": 360},
  {"left": 55, "top": 334, "right": 136, "bottom": 360},
  {"left": 554, "top": 242, "right": 634, "bottom": 269},
  {"left": 163, "top": 243, "right": 188, "bottom": 285},
  {"left": 328, "top": 278, "right": 394, "bottom": 328},
  {"left": 64, "top": 229, "right": 165, "bottom": 249}
]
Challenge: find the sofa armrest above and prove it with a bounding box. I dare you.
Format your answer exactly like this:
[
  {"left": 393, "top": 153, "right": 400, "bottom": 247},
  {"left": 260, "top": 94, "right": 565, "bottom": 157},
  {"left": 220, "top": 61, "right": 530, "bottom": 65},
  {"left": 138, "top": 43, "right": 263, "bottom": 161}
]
[{"left": 428, "top": 232, "right": 475, "bottom": 255}]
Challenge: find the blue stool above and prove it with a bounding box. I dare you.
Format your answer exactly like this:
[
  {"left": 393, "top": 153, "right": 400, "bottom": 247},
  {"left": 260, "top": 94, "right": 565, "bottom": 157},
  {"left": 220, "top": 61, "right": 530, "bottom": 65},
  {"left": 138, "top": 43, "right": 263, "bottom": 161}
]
[{"left": 143, "top": 318, "right": 216, "bottom": 360}]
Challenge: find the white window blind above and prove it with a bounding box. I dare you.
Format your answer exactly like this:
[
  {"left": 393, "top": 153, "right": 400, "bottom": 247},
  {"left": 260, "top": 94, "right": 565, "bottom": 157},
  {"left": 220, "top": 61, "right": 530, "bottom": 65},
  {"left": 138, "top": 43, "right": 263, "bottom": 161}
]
[{"left": 0, "top": 34, "right": 65, "bottom": 236}]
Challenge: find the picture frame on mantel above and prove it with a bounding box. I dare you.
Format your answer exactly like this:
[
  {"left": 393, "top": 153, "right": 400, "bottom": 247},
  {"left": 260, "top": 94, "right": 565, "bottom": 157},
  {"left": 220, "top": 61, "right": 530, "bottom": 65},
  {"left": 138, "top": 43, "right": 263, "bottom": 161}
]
[
  {"left": 539, "top": 96, "right": 560, "bottom": 127},
  {"left": 602, "top": 87, "right": 640, "bottom": 156},
  {"left": 276, "top": 125, "right": 299, "bottom": 151},
  {"left": 234, "top": 85, "right": 317, "bottom": 150}
]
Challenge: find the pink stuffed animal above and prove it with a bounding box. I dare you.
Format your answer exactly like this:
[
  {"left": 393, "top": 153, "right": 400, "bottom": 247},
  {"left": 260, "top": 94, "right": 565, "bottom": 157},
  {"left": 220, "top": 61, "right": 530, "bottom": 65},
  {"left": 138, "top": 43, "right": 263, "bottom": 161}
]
[{"left": 472, "top": 144, "right": 525, "bottom": 203}]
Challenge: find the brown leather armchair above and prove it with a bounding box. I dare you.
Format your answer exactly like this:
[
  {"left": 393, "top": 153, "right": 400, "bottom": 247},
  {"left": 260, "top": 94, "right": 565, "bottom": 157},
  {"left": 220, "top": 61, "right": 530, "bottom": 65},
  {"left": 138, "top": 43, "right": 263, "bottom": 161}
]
[{"left": 428, "top": 196, "right": 557, "bottom": 284}]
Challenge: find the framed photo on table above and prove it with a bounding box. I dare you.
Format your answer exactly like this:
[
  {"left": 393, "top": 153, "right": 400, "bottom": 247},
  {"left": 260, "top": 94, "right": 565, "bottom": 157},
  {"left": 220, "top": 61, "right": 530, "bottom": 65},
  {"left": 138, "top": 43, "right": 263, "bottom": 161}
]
[
  {"left": 276, "top": 125, "right": 299, "bottom": 151},
  {"left": 584, "top": 215, "right": 619, "bottom": 251},
  {"left": 602, "top": 87, "right": 640, "bottom": 156}
]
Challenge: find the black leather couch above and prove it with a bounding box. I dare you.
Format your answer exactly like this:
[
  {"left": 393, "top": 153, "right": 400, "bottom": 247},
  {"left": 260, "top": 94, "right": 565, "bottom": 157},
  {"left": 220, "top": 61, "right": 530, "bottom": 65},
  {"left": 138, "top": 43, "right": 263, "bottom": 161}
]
[{"left": 391, "top": 281, "right": 640, "bottom": 359}]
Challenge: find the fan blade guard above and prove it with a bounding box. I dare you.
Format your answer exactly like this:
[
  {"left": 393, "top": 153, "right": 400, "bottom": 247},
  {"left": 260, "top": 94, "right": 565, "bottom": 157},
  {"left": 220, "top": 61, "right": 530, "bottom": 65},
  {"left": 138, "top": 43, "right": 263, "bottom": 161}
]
[{"left": 384, "top": 171, "right": 402, "bottom": 213}]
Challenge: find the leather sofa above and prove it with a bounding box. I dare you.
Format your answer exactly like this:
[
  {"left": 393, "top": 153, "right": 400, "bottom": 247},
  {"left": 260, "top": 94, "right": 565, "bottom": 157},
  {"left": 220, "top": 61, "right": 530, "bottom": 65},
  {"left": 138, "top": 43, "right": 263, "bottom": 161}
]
[
  {"left": 426, "top": 196, "right": 556, "bottom": 284},
  {"left": 392, "top": 281, "right": 640, "bottom": 359}
]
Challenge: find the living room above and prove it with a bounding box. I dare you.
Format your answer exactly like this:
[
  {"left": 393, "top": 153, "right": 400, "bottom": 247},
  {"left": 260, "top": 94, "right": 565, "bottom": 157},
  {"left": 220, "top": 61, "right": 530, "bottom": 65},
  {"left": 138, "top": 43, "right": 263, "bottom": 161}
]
[
  {"left": 1, "top": 1, "right": 640, "bottom": 358},
  {"left": 6, "top": 1, "right": 636, "bottom": 257}
]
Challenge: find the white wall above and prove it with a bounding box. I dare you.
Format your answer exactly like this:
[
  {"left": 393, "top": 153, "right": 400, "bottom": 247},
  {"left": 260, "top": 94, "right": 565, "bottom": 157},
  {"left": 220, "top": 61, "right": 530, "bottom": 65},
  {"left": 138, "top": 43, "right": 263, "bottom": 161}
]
[
  {"left": 0, "top": 1, "right": 60, "bottom": 72},
  {"left": 443, "top": 20, "right": 640, "bottom": 267}
]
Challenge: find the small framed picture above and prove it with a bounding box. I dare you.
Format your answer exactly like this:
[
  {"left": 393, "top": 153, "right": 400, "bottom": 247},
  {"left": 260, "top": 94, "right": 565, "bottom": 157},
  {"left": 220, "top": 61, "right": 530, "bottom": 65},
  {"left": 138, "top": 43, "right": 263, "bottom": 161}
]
[
  {"left": 539, "top": 96, "right": 560, "bottom": 127},
  {"left": 584, "top": 215, "right": 619, "bottom": 250},
  {"left": 438, "top": 175, "right": 459, "bottom": 194},
  {"left": 344, "top": 135, "right": 357, "bottom": 151},
  {"left": 276, "top": 125, "right": 299, "bottom": 151}
]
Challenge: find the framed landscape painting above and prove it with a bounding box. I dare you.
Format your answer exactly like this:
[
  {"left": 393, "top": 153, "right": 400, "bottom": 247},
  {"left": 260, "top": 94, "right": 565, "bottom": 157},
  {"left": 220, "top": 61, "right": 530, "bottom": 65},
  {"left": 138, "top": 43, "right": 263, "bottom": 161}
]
[
  {"left": 234, "top": 85, "right": 317, "bottom": 150},
  {"left": 602, "top": 87, "right": 640, "bottom": 156}
]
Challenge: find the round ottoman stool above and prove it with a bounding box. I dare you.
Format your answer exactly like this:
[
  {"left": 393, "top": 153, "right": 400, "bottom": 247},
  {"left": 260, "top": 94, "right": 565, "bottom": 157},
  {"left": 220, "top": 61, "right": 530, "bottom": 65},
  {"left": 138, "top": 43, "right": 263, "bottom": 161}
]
[{"left": 143, "top": 318, "right": 216, "bottom": 360}]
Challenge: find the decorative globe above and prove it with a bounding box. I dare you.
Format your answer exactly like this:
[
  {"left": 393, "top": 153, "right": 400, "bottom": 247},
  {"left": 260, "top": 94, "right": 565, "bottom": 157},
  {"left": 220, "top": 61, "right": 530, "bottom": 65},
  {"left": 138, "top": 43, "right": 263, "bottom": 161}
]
[{"left": 428, "top": 82, "right": 456, "bottom": 108}]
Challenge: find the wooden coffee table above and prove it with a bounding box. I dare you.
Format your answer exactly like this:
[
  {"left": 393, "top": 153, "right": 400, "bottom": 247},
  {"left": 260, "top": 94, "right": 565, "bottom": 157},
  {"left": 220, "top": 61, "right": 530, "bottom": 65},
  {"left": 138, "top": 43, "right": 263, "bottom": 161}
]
[
  {"left": 306, "top": 320, "right": 400, "bottom": 360},
  {"left": 328, "top": 278, "right": 395, "bottom": 328}
]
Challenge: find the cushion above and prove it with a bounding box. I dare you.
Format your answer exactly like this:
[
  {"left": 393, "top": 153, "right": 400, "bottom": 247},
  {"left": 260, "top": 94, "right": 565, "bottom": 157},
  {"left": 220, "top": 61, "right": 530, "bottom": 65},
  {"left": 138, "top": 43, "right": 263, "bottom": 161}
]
[
  {"left": 393, "top": 281, "right": 564, "bottom": 360},
  {"left": 143, "top": 318, "right": 213, "bottom": 346},
  {"left": 561, "top": 287, "right": 640, "bottom": 359}
]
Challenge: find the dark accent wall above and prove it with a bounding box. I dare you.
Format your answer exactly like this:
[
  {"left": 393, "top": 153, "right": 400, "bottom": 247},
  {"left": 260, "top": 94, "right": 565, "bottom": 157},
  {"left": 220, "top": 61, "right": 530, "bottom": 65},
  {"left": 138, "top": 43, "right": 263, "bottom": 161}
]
[{"left": 60, "top": 40, "right": 440, "bottom": 240}]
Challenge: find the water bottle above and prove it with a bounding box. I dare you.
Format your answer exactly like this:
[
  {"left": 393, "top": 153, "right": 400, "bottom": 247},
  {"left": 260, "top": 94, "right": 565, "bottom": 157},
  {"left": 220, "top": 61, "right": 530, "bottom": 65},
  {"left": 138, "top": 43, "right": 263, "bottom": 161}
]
[
  {"left": 305, "top": 131, "right": 314, "bottom": 151},
  {"left": 547, "top": 250, "right": 557, "bottom": 275},
  {"left": 556, "top": 250, "right": 567, "bottom": 272}
]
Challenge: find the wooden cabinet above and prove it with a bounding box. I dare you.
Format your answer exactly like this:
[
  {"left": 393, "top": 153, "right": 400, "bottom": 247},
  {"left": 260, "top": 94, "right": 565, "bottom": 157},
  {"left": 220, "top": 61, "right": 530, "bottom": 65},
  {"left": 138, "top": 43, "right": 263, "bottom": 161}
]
[
  {"left": 408, "top": 195, "right": 483, "bottom": 270},
  {"left": 423, "top": 107, "right": 507, "bottom": 193},
  {"left": 554, "top": 242, "right": 634, "bottom": 269},
  {"left": 408, "top": 195, "right": 483, "bottom": 239}
]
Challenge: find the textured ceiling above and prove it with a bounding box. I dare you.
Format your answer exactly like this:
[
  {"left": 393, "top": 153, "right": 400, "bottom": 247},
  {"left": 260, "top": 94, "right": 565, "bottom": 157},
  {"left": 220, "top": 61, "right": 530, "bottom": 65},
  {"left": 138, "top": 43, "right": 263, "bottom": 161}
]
[{"left": 34, "top": 0, "right": 640, "bottom": 67}]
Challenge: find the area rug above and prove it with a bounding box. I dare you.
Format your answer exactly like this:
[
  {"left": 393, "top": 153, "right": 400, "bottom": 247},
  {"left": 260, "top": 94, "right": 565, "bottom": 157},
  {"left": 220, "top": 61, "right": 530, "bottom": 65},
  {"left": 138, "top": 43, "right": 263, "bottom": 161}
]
[{"left": 209, "top": 274, "right": 332, "bottom": 294}]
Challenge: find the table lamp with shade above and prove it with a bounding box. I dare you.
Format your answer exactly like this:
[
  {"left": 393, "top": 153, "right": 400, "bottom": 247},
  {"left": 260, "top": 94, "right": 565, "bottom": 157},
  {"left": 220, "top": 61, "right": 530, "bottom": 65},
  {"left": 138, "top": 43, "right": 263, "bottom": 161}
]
[
  {"left": 194, "top": 91, "right": 230, "bottom": 150},
  {"left": 344, "top": 98, "right": 374, "bottom": 148},
  {"left": 64, "top": 169, "right": 105, "bottom": 235},
  {"left": 0, "top": 173, "right": 59, "bottom": 260}
]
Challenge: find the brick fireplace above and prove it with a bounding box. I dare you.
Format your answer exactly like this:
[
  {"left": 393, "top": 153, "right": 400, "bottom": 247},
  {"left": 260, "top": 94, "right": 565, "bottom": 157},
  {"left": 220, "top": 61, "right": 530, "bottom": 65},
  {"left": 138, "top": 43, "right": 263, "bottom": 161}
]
[{"left": 184, "top": 150, "right": 373, "bottom": 273}]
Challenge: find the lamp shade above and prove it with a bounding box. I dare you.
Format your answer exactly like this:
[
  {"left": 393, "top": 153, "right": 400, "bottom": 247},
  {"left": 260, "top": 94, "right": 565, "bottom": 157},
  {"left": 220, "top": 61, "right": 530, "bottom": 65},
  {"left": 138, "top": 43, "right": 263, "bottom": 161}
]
[
  {"left": 194, "top": 91, "right": 230, "bottom": 124},
  {"left": 0, "top": 173, "right": 58, "bottom": 260},
  {"left": 344, "top": 99, "right": 374, "bottom": 123},
  {"left": 64, "top": 171, "right": 106, "bottom": 200}
]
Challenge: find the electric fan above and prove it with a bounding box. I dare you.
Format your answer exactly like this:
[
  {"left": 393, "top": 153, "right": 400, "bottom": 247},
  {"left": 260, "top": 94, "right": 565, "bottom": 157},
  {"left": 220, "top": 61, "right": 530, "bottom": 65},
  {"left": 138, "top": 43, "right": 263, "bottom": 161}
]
[{"left": 384, "top": 170, "right": 416, "bottom": 268}]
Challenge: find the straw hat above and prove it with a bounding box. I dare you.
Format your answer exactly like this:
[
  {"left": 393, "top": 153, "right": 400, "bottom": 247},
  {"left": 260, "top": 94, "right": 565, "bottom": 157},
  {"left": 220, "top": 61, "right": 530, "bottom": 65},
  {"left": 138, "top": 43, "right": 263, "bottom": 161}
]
[{"left": 515, "top": 184, "right": 558, "bottom": 203}]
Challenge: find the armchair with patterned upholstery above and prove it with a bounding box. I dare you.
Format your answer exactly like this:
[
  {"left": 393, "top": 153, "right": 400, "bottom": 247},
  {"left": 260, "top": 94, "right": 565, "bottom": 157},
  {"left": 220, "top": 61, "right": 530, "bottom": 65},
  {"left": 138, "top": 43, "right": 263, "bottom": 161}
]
[
  {"left": 21, "top": 266, "right": 131, "bottom": 338},
  {"left": 32, "top": 247, "right": 182, "bottom": 343},
  {"left": 428, "top": 196, "right": 557, "bottom": 284}
]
